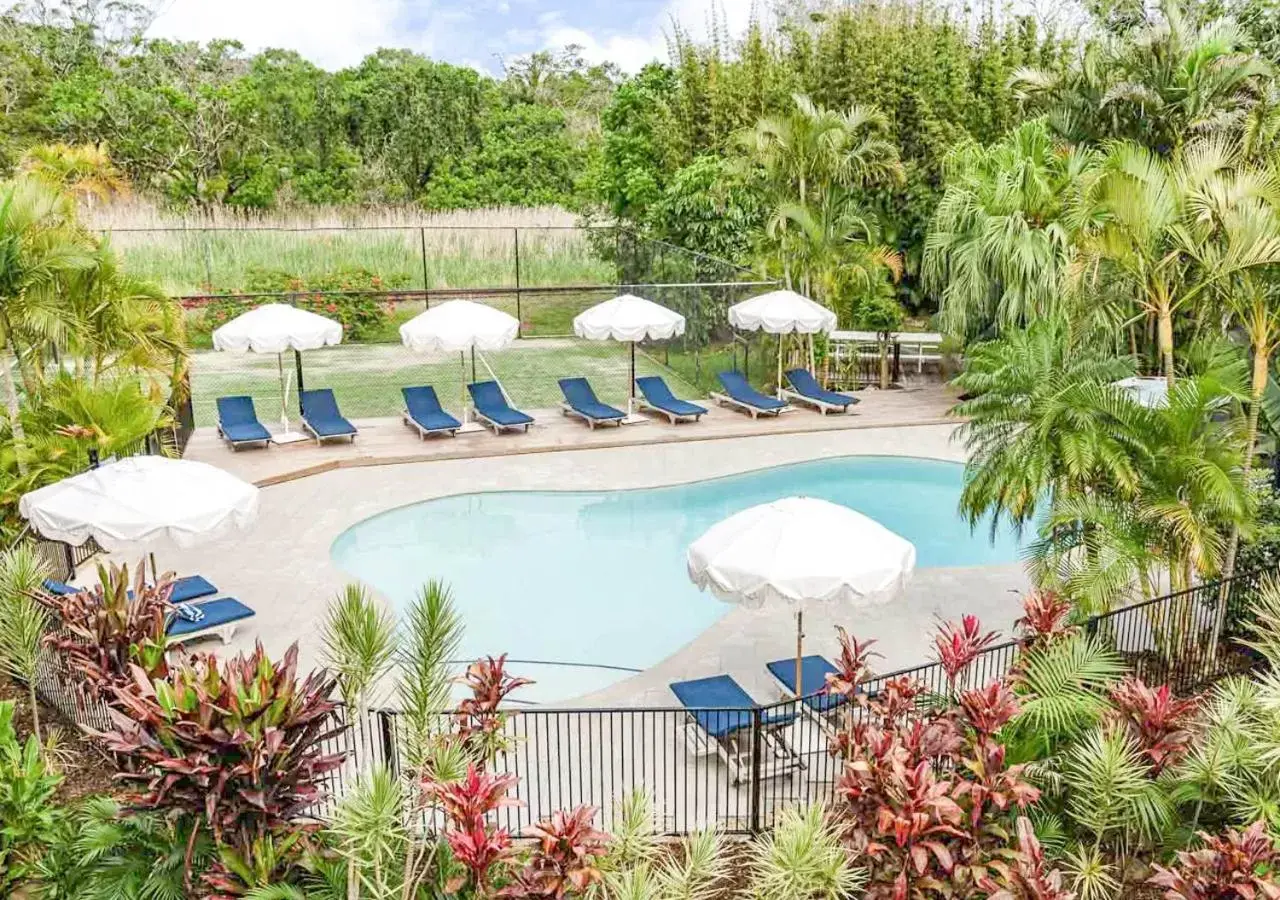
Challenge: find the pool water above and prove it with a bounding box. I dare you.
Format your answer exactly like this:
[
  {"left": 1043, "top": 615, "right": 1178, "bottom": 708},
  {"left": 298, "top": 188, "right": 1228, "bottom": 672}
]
[{"left": 330, "top": 456, "right": 1022, "bottom": 704}]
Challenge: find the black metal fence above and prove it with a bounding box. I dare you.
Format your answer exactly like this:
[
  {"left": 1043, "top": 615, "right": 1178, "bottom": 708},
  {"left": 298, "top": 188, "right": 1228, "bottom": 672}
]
[{"left": 28, "top": 569, "right": 1266, "bottom": 835}]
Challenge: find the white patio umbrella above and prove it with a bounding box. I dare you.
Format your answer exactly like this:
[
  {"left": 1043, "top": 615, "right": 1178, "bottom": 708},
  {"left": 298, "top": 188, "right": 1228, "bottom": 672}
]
[
  {"left": 1113, "top": 376, "right": 1169, "bottom": 409},
  {"left": 212, "top": 303, "right": 343, "bottom": 443},
  {"left": 19, "top": 456, "right": 259, "bottom": 578},
  {"left": 727, "top": 290, "right": 838, "bottom": 397},
  {"left": 687, "top": 497, "right": 915, "bottom": 696},
  {"left": 399, "top": 300, "right": 520, "bottom": 429},
  {"left": 573, "top": 294, "right": 685, "bottom": 421}
]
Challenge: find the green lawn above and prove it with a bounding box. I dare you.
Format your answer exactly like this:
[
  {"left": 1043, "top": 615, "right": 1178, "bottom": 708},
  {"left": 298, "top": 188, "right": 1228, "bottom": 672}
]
[{"left": 189, "top": 337, "right": 702, "bottom": 427}]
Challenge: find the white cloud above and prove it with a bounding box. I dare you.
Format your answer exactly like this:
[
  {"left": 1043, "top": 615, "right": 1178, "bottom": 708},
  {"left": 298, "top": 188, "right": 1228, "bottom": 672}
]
[
  {"left": 147, "top": 0, "right": 426, "bottom": 69},
  {"left": 544, "top": 0, "right": 763, "bottom": 74}
]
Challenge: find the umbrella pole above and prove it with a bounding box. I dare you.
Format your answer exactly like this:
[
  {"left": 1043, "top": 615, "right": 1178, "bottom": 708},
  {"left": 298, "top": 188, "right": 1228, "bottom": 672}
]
[
  {"left": 460, "top": 351, "right": 468, "bottom": 419},
  {"left": 277, "top": 352, "right": 290, "bottom": 432},
  {"left": 776, "top": 334, "right": 784, "bottom": 399},
  {"left": 629, "top": 342, "right": 636, "bottom": 414},
  {"left": 471, "top": 346, "right": 477, "bottom": 383},
  {"left": 795, "top": 609, "right": 804, "bottom": 698},
  {"left": 294, "top": 349, "right": 305, "bottom": 412},
  {"left": 149, "top": 551, "right": 159, "bottom": 586}
]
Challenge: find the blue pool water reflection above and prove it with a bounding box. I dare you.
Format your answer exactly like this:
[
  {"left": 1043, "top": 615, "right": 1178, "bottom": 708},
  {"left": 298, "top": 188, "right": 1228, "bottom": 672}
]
[{"left": 330, "top": 456, "right": 1022, "bottom": 703}]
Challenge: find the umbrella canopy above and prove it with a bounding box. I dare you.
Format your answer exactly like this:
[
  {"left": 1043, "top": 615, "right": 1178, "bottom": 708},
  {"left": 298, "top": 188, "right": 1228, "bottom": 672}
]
[
  {"left": 1113, "top": 376, "right": 1168, "bottom": 409},
  {"left": 573, "top": 294, "right": 685, "bottom": 342},
  {"left": 727, "top": 290, "right": 837, "bottom": 335},
  {"left": 211, "top": 303, "right": 342, "bottom": 353},
  {"left": 687, "top": 497, "right": 915, "bottom": 696},
  {"left": 573, "top": 295, "right": 685, "bottom": 414},
  {"left": 399, "top": 300, "right": 520, "bottom": 353},
  {"left": 18, "top": 456, "right": 259, "bottom": 552}
]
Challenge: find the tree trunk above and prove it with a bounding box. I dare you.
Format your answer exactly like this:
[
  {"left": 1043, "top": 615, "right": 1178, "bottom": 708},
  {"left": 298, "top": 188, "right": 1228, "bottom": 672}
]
[
  {"left": 1157, "top": 301, "right": 1176, "bottom": 388},
  {"left": 2, "top": 339, "right": 28, "bottom": 475}
]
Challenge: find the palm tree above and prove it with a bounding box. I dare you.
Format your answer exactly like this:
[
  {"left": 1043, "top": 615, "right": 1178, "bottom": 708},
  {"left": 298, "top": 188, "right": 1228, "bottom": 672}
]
[
  {"left": 1072, "top": 137, "right": 1280, "bottom": 386},
  {"left": 18, "top": 143, "right": 129, "bottom": 204},
  {"left": 0, "top": 177, "right": 95, "bottom": 462},
  {"left": 951, "top": 318, "right": 1139, "bottom": 537},
  {"left": 1012, "top": 0, "right": 1271, "bottom": 155},
  {"left": 319, "top": 583, "right": 397, "bottom": 727},
  {"left": 923, "top": 119, "right": 1101, "bottom": 340},
  {"left": 0, "top": 544, "right": 51, "bottom": 740}
]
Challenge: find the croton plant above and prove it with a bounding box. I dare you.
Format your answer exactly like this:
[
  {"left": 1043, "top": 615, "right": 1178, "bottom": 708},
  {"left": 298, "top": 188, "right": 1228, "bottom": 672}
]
[{"left": 93, "top": 642, "right": 346, "bottom": 859}]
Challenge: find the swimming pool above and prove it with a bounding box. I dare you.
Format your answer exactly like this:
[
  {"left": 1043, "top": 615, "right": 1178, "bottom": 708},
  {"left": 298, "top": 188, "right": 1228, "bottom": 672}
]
[{"left": 330, "top": 456, "right": 1022, "bottom": 703}]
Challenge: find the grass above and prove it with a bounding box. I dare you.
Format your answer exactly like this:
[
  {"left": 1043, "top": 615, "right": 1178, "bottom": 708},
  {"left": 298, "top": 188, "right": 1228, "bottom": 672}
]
[
  {"left": 189, "top": 337, "right": 702, "bottom": 428},
  {"left": 93, "top": 203, "right": 614, "bottom": 296}
]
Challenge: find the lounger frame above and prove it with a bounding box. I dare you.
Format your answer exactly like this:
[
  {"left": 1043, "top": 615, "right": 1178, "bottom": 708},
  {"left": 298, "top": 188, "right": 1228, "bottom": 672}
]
[
  {"left": 636, "top": 397, "right": 703, "bottom": 424},
  {"left": 401, "top": 410, "right": 460, "bottom": 439},
  {"left": 780, "top": 388, "right": 852, "bottom": 415},
  {"left": 708, "top": 392, "right": 785, "bottom": 419},
  {"left": 302, "top": 417, "right": 357, "bottom": 445},
  {"left": 677, "top": 711, "right": 804, "bottom": 785},
  {"left": 473, "top": 410, "right": 532, "bottom": 435},
  {"left": 559, "top": 402, "right": 624, "bottom": 429},
  {"left": 217, "top": 422, "right": 272, "bottom": 449}
]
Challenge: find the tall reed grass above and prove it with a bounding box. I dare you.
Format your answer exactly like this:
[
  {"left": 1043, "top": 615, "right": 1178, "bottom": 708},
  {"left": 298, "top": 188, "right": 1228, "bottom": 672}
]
[{"left": 90, "top": 203, "right": 615, "bottom": 295}]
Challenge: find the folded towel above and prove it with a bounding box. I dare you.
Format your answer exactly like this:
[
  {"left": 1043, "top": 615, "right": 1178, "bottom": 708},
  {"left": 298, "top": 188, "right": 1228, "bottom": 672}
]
[{"left": 174, "top": 603, "right": 205, "bottom": 623}]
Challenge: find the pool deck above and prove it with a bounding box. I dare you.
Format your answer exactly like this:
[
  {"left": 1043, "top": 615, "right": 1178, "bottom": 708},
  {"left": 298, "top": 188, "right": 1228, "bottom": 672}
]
[{"left": 183, "top": 384, "right": 958, "bottom": 486}]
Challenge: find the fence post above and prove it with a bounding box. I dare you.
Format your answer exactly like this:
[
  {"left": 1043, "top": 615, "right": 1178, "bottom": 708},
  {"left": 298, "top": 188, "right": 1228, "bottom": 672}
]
[
  {"left": 378, "top": 709, "right": 398, "bottom": 776},
  {"left": 419, "top": 227, "right": 430, "bottom": 308},
  {"left": 748, "top": 706, "right": 763, "bottom": 834},
  {"left": 513, "top": 228, "right": 523, "bottom": 335}
]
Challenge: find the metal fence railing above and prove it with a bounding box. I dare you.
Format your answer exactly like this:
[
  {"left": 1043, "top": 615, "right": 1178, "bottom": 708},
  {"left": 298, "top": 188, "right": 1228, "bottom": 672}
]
[{"left": 27, "top": 568, "right": 1268, "bottom": 835}]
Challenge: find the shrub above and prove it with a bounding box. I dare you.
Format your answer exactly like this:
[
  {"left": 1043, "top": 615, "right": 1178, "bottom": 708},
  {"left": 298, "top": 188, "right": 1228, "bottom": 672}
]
[
  {"left": 1148, "top": 821, "right": 1280, "bottom": 900},
  {"left": 37, "top": 561, "right": 171, "bottom": 700},
  {"left": 454, "top": 654, "right": 533, "bottom": 763},
  {"left": 744, "top": 803, "right": 865, "bottom": 900},
  {"left": 202, "top": 266, "right": 392, "bottom": 340},
  {"left": 830, "top": 618, "right": 1041, "bottom": 899},
  {"left": 425, "top": 763, "right": 521, "bottom": 896},
  {"left": 979, "top": 817, "right": 1075, "bottom": 900},
  {"left": 94, "top": 643, "right": 346, "bottom": 862},
  {"left": 504, "top": 805, "right": 610, "bottom": 900},
  {"left": 1108, "top": 676, "right": 1200, "bottom": 774},
  {"left": 0, "top": 699, "right": 63, "bottom": 895}
]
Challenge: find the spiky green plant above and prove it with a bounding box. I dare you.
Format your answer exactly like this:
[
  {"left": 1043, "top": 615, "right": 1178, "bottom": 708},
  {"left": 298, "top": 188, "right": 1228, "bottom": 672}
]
[
  {"left": 1062, "top": 727, "right": 1175, "bottom": 853},
  {"left": 0, "top": 543, "right": 51, "bottom": 739},
  {"left": 602, "top": 790, "right": 660, "bottom": 874},
  {"left": 743, "top": 804, "right": 865, "bottom": 900},
  {"left": 320, "top": 583, "right": 397, "bottom": 722},
  {"left": 328, "top": 766, "right": 412, "bottom": 900},
  {"left": 396, "top": 580, "right": 463, "bottom": 774},
  {"left": 656, "top": 828, "right": 731, "bottom": 900},
  {"left": 1061, "top": 841, "right": 1121, "bottom": 900}
]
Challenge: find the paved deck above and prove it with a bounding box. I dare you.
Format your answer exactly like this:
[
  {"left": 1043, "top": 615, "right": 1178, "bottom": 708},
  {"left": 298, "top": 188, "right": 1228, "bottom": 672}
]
[{"left": 184, "top": 385, "right": 958, "bottom": 485}]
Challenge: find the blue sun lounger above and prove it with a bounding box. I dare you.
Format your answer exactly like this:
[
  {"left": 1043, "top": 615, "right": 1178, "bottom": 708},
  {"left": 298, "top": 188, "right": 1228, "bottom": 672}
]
[
  {"left": 300, "top": 389, "right": 358, "bottom": 444},
  {"left": 165, "top": 597, "right": 256, "bottom": 646},
  {"left": 44, "top": 575, "right": 218, "bottom": 605},
  {"left": 558, "top": 377, "right": 625, "bottom": 429},
  {"left": 712, "top": 371, "right": 788, "bottom": 418},
  {"left": 216, "top": 396, "right": 272, "bottom": 449},
  {"left": 783, "top": 369, "right": 859, "bottom": 414},
  {"left": 468, "top": 381, "right": 534, "bottom": 434},
  {"left": 767, "top": 656, "right": 847, "bottom": 712},
  {"left": 401, "top": 386, "right": 462, "bottom": 439},
  {"left": 669, "top": 674, "right": 802, "bottom": 784},
  {"left": 635, "top": 376, "right": 706, "bottom": 423}
]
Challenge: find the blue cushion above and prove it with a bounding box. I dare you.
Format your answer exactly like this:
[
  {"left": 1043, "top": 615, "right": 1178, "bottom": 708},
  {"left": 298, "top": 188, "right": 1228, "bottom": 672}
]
[
  {"left": 166, "top": 597, "right": 254, "bottom": 637},
  {"left": 559, "top": 378, "right": 625, "bottom": 421},
  {"left": 403, "top": 386, "right": 462, "bottom": 432},
  {"left": 717, "top": 372, "right": 786, "bottom": 410},
  {"left": 785, "top": 369, "right": 858, "bottom": 408},
  {"left": 301, "top": 389, "right": 357, "bottom": 436},
  {"left": 168, "top": 575, "right": 217, "bottom": 604},
  {"left": 766, "top": 656, "right": 847, "bottom": 712},
  {"left": 217, "top": 396, "right": 272, "bottom": 444},
  {"left": 669, "top": 675, "right": 796, "bottom": 738},
  {"left": 636, "top": 377, "right": 706, "bottom": 417},
  {"left": 469, "top": 381, "right": 534, "bottom": 426}
]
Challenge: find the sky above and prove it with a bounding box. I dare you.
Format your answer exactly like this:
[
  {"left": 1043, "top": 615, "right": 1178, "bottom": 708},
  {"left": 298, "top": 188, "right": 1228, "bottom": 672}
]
[{"left": 145, "top": 0, "right": 760, "bottom": 74}]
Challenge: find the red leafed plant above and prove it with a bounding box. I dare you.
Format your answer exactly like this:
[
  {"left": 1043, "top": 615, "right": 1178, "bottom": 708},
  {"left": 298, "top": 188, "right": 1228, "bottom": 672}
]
[
  {"left": 825, "top": 627, "right": 880, "bottom": 697},
  {"left": 455, "top": 654, "right": 533, "bottom": 762},
  {"left": 934, "top": 615, "right": 1000, "bottom": 693},
  {"left": 979, "top": 817, "right": 1075, "bottom": 900},
  {"left": 1108, "top": 676, "right": 1201, "bottom": 774},
  {"left": 92, "top": 642, "right": 346, "bottom": 868},
  {"left": 502, "top": 805, "right": 610, "bottom": 899},
  {"left": 1148, "top": 821, "right": 1280, "bottom": 900},
  {"left": 834, "top": 622, "right": 1041, "bottom": 900},
  {"left": 38, "top": 561, "right": 172, "bottom": 698},
  {"left": 1013, "top": 591, "right": 1074, "bottom": 649},
  {"left": 425, "top": 764, "right": 522, "bottom": 895}
]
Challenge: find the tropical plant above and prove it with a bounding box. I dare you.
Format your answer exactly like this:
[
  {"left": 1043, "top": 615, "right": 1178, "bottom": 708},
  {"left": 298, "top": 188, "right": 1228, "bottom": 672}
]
[
  {"left": 950, "top": 318, "right": 1138, "bottom": 538},
  {"left": 19, "top": 142, "right": 130, "bottom": 202},
  {"left": 1059, "top": 727, "right": 1174, "bottom": 855},
  {"left": 0, "top": 699, "right": 62, "bottom": 895},
  {"left": 924, "top": 119, "right": 1099, "bottom": 340},
  {"left": 1071, "top": 136, "right": 1280, "bottom": 386},
  {"left": 743, "top": 803, "right": 864, "bottom": 900},
  {"left": 319, "top": 583, "right": 397, "bottom": 723},
  {"left": 324, "top": 765, "right": 414, "bottom": 900},
  {"left": 978, "top": 817, "right": 1075, "bottom": 900},
  {"left": 1148, "top": 820, "right": 1280, "bottom": 899},
  {"left": 0, "top": 542, "right": 51, "bottom": 739},
  {"left": 424, "top": 763, "right": 520, "bottom": 896},
  {"left": 396, "top": 579, "right": 464, "bottom": 773},
  {"left": 37, "top": 560, "right": 171, "bottom": 699},
  {"left": 454, "top": 654, "right": 532, "bottom": 763},
  {"left": 504, "top": 805, "right": 609, "bottom": 899},
  {"left": 1108, "top": 677, "right": 1201, "bottom": 774},
  {"left": 94, "top": 643, "right": 346, "bottom": 865},
  {"left": 35, "top": 797, "right": 215, "bottom": 900},
  {"left": 933, "top": 613, "right": 999, "bottom": 696}
]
